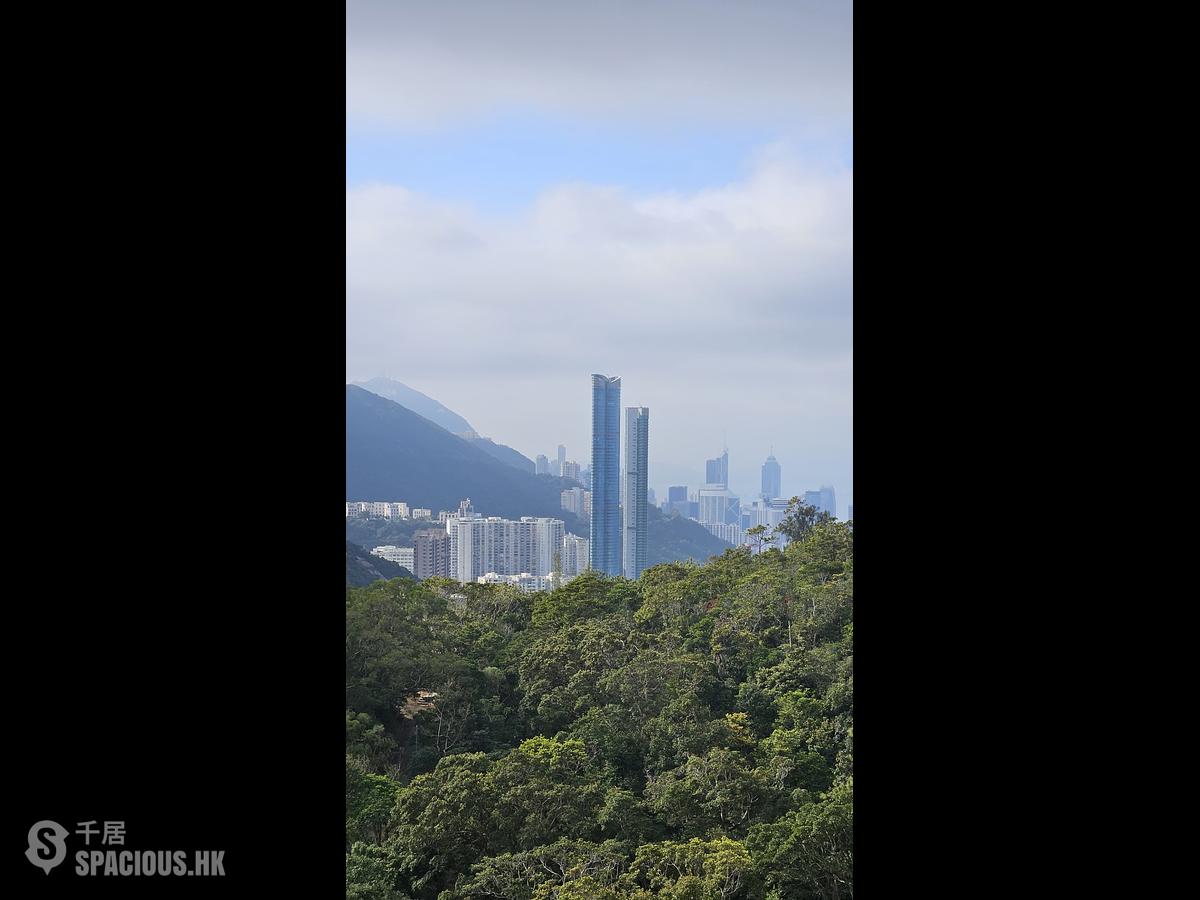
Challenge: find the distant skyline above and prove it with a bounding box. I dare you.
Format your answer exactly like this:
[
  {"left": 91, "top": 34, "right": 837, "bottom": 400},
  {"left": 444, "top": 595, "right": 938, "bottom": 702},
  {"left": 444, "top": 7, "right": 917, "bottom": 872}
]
[{"left": 347, "top": 1, "right": 852, "bottom": 517}]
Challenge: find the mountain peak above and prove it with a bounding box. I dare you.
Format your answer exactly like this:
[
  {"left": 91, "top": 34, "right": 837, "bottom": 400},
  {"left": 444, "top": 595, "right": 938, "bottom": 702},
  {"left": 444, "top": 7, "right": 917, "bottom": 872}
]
[{"left": 350, "top": 377, "right": 475, "bottom": 436}]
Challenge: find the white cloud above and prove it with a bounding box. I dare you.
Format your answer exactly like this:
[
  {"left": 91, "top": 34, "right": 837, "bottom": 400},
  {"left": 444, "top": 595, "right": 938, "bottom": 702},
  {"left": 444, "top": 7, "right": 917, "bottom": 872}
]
[{"left": 346, "top": 145, "right": 852, "bottom": 506}]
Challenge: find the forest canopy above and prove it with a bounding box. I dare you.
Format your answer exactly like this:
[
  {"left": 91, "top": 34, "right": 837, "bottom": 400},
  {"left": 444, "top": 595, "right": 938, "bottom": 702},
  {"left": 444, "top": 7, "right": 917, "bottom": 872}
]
[{"left": 346, "top": 520, "right": 853, "bottom": 900}]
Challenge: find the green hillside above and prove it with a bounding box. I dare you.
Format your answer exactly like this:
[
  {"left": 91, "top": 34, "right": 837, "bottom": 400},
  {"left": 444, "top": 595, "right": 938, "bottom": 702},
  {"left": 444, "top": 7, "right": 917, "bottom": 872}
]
[
  {"left": 346, "top": 385, "right": 584, "bottom": 528},
  {"left": 346, "top": 520, "right": 853, "bottom": 899}
]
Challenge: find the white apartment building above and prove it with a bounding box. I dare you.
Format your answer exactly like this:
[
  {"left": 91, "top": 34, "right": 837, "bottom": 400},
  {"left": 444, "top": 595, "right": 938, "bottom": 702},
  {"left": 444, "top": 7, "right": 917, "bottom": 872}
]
[
  {"left": 447, "top": 514, "right": 566, "bottom": 584},
  {"left": 476, "top": 572, "right": 562, "bottom": 593},
  {"left": 346, "top": 501, "right": 408, "bottom": 519},
  {"left": 560, "top": 487, "right": 593, "bottom": 519},
  {"left": 561, "top": 533, "right": 589, "bottom": 578},
  {"left": 411, "top": 508, "right": 432, "bottom": 520},
  {"left": 370, "top": 545, "right": 415, "bottom": 571}
]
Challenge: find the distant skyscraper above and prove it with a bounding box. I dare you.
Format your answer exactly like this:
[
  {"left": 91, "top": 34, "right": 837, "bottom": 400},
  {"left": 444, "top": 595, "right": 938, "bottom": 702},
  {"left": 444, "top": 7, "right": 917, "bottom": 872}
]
[
  {"left": 561, "top": 460, "right": 581, "bottom": 483},
  {"left": 848, "top": 504, "right": 853, "bottom": 521},
  {"left": 647, "top": 487, "right": 656, "bottom": 507},
  {"left": 668, "top": 486, "right": 688, "bottom": 503},
  {"left": 557, "top": 444, "right": 566, "bottom": 475},
  {"left": 705, "top": 449, "right": 729, "bottom": 489},
  {"left": 801, "top": 489, "right": 835, "bottom": 518},
  {"left": 761, "top": 453, "right": 781, "bottom": 500},
  {"left": 622, "top": 406, "right": 649, "bottom": 580},
  {"left": 590, "top": 374, "right": 621, "bottom": 575},
  {"left": 819, "top": 485, "right": 836, "bottom": 519},
  {"left": 535, "top": 454, "right": 549, "bottom": 475}
]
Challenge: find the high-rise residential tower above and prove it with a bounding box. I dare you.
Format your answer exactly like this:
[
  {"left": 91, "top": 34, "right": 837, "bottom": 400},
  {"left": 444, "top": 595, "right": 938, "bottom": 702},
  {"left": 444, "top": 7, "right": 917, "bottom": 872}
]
[
  {"left": 413, "top": 529, "right": 450, "bottom": 580},
  {"left": 589, "top": 374, "right": 621, "bottom": 575},
  {"left": 535, "top": 454, "right": 549, "bottom": 475},
  {"left": 622, "top": 406, "right": 649, "bottom": 580},
  {"left": 556, "top": 444, "right": 566, "bottom": 477},
  {"left": 761, "top": 452, "right": 781, "bottom": 500}
]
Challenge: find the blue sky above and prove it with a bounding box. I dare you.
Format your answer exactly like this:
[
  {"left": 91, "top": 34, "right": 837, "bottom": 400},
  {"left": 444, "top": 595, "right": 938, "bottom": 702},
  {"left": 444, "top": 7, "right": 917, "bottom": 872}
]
[
  {"left": 346, "top": 1, "right": 853, "bottom": 514},
  {"left": 348, "top": 114, "right": 849, "bottom": 216}
]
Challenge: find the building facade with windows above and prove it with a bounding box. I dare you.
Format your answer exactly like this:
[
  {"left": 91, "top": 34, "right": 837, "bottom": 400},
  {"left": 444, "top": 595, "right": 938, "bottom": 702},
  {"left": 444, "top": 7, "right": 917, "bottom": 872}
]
[
  {"left": 622, "top": 406, "right": 649, "bottom": 580},
  {"left": 589, "top": 374, "right": 622, "bottom": 575}
]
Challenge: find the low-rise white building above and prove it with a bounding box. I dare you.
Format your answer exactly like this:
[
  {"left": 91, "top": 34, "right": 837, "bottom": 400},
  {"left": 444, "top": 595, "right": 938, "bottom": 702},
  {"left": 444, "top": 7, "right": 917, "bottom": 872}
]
[
  {"left": 476, "top": 572, "right": 562, "bottom": 593},
  {"left": 371, "top": 545, "right": 414, "bottom": 571},
  {"left": 346, "top": 501, "right": 409, "bottom": 519}
]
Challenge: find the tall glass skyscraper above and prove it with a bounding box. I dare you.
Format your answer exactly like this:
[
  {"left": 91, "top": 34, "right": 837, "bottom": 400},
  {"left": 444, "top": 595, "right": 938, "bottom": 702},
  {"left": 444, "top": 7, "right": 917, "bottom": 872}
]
[
  {"left": 622, "top": 406, "right": 649, "bottom": 580},
  {"left": 705, "top": 449, "right": 729, "bottom": 488},
  {"left": 590, "top": 375, "right": 621, "bottom": 575},
  {"left": 761, "top": 453, "right": 781, "bottom": 499}
]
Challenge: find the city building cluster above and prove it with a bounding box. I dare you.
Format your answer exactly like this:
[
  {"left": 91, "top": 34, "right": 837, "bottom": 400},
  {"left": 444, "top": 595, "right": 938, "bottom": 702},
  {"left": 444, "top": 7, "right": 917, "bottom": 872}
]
[
  {"left": 346, "top": 501, "right": 432, "bottom": 520},
  {"left": 348, "top": 375, "right": 846, "bottom": 589},
  {"left": 657, "top": 446, "right": 841, "bottom": 550},
  {"left": 534, "top": 443, "right": 589, "bottom": 489},
  {"left": 350, "top": 496, "right": 589, "bottom": 592}
]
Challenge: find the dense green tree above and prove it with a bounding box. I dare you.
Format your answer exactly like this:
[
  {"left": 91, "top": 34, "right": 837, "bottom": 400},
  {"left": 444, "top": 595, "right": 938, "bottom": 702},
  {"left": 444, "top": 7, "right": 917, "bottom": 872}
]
[
  {"left": 346, "top": 842, "right": 409, "bottom": 900},
  {"left": 488, "top": 737, "right": 606, "bottom": 851},
  {"left": 645, "top": 748, "right": 763, "bottom": 835},
  {"left": 346, "top": 519, "right": 854, "bottom": 898},
  {"left": 623, "top": 837, "right": 756, "bottom": 900},
  {"left": 451, "top": 838, "right": 631, "bottom": 900},
  {"left": 774, "top": 499, "right": 833, "bottom": 543},
  {"left": 347, "top": 757, "right": 401, "bottom": 845},
  {"left": 746, "top": 782, "right": 853, "bottom": 900},
  {"left": 389, "top": 753, "right": 498, "bottom": 897}
]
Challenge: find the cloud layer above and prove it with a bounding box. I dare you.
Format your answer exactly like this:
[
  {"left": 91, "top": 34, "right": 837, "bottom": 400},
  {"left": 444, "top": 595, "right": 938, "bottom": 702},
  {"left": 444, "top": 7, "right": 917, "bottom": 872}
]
[
  {"left": 347, "top": 145, "right": 852, "bottom": 505},
  {"left": 346, "top": 0, "right": 852, "bottom": 510},
  {"left": 348, "top": 0, "right": 852, "bottom": 133}
]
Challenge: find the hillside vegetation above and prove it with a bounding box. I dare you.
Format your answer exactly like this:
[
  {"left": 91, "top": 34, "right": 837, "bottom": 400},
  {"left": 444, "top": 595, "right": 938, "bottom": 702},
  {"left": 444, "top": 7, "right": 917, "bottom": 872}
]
[{"left": 346, "top": 520, "right": 853, "bottom": 899}]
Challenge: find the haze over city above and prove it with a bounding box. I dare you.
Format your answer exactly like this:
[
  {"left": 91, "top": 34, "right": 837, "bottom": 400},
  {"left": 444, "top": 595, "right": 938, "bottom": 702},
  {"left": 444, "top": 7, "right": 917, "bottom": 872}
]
[{"left": 347, "top": 0, "right": 852, "bottom": 514}]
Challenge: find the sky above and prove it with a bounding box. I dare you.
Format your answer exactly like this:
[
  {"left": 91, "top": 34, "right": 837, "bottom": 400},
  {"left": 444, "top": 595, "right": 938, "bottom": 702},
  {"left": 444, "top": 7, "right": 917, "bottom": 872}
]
[{"left": 347, "top": 0, "right": 852, "bottom": 515}]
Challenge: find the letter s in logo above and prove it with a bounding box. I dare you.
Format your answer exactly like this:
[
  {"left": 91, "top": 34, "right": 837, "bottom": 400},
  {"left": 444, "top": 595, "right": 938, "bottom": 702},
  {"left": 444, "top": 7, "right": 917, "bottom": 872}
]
[{"left": 26, "top": 820, "right": 68, "bottom": 874}]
